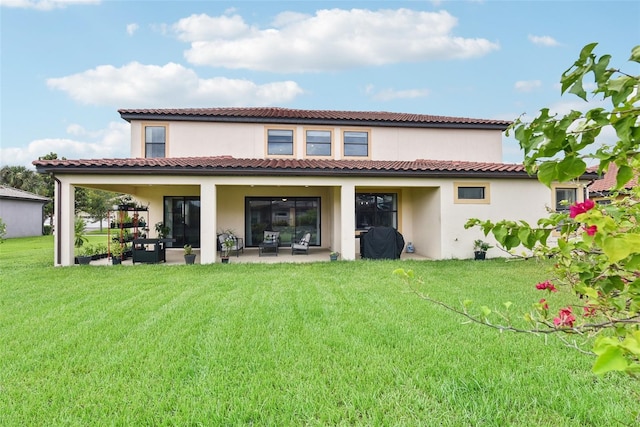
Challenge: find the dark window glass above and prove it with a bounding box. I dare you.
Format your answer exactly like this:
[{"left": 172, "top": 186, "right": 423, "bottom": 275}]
[
  {"left": 356, "top": 193, "right": 397, "bottom": 230},
  {"left": 344, "top": 131, "right": 368, "bottom": 157},
  {"left": 245, "top": 197, "right": 320, "bottom": 247},
  {"left": 458, "top": 186, "right": 485, "bottom": 200},
  {"left": 145, "top": 126, "right": 166, "bottom": 158},
  {"left": 556, "top": 188, "right": 577, "bottom": 211},
  {"left": 268, "top": 129, "right": 293, "bottom": 155},
  {"left": 163, "top": 196, "right": 200, "bottom": 248},
  {"left": 306, "top": 130, "right": 331, "bottom": 156}
]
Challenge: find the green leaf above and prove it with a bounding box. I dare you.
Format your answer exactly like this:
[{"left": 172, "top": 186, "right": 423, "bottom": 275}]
[
  {"left": 504, "top": 234, "right": 520, "bottom": 250},
  {"left": 493, "top": 224, "right": 507, "bottom": 244},
  {"left": 537, "top": 162, "right": 558, "bottom": 187},
  {"left": 568, "top": 78, "right": 587, "bottom": 100},
  {"left": 557, "top": 156, "right": 587, "bottom": 181},
  {"left": 480, "top": 306, "right": 492, "bottom": 317},
  {"left": 615, "top": 164, "right": 634, "bottom": 189},
  {"left": 592, "top": 346, "right": 628, "bottom": 375},
  {"left": 630, "top": 45, "right": 640, "bottom": 63},
  {"left": 626, "top": 254, "right": 640, "bottom": 270},
  {"left": 602, "top": 236, "right": 631, "bottom": 264},
  {"left": 503, "top": 302, "right": 512, "bottom": 310}
]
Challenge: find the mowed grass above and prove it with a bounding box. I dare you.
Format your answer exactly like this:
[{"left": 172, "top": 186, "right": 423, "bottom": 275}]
[{"left": 0, "top": 237, "right": 638, "bottom": 426}]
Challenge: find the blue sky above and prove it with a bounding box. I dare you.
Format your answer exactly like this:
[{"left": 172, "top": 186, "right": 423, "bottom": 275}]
[{"left": 1, "top": 0, "right": 638, "bottom": 167}]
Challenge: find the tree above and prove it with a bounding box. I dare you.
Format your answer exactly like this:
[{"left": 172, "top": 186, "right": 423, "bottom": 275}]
[
  {"left": 0, "top": 166, "right": 44, "bottom": 194},
  {"left": 37, "top": 152, "right": 65, "bottom": 227},
  {"left": 84, "top": 189, "right": 118, "bottom": 232},
  {"left": 397, "top": 43, "right": 640, "bottom": 376}
]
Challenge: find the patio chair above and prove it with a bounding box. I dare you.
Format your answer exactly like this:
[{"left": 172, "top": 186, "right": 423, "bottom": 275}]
[
  {"left": 263, "top": 230, "right": 280, "bottom": 245},
  {"left": 217, "top": 233, "right": 244, "bottom": 257},
  {"left": 291, "top": 232, "right": 311, "bottom": 255}
]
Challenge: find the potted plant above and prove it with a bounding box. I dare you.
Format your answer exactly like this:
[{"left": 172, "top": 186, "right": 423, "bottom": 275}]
[
  {"left": 329, "top": 251, "right": 340, "bottom": 261},
  {"left": 76, "top": 244, "right": 93, "bottom": 265},
  {"left": 111, "top": 243, "right": 124, "bottom": 265},
  {"left": 74, "top": 217, "right": 91, "bottom": 264},
  {"left": 473, "top": 239, "right": 493, "bottom": 260},
  {"left": 220, "top": 236, "right": 235, "bottom": 263},
  {"left": 184, "top": 244, "right": 197, "bottom": 264},
  {"left": 155, "top": 221, "right": 170, "bottom": 239}
]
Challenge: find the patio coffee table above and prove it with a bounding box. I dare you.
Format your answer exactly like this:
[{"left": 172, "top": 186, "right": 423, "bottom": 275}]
[{"left": 259, "top": 240, "right": 279, "bottom": 256}]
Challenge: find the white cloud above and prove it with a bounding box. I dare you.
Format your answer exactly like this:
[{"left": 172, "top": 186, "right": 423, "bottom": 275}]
[
  {"left": 514, "top": 80, "right": 542, "bottom": 92},
  {"left": 46, "top": 62, "right": 304, "bottom": 107},
  {"left": 173, "top": 13, "right": 250, "bottom": 42},
  {"left": 126, "top": 23, "right": 139, "bottom": 36},
  {"left": 0, "top": 0, "right": 99, "bottom": 10},
  {"left": 528, "top": 34, "right": 559, "bottom": 47},
  {"left": 367, "top": 85, "right": 430, "bottom": 101},
  {"left": 174, "top": 8, "right": 500, "bottom": 72},
  {"left": 0, "top": 122, "right": 129, "bottom": 168}
]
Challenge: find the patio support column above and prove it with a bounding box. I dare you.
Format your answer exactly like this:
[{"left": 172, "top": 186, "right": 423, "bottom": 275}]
[
  {"left": 200, "top": 182, "right": 217, "bottom": 264},
  {"left": 59, "top": 181, "right": 75, "bottom": 266},
  {"left": 340, "top": 183, "right": 356, "bottom": 260}
]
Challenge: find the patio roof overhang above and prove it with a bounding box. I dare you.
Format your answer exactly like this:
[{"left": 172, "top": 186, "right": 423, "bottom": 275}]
[{"left": 31, "top": 157, "right": 557, "bottom": 180}]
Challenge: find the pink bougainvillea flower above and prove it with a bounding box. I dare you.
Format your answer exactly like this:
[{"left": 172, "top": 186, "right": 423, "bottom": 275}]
[
  {"left": 585, "top": 225, "right": 597, "bottom": 236},
  {"left": 569, "top": 199, "right": 595, "bottom": 219},
  {"left": 539, "top": 298, "right": 549, "bottom": 310},
  {"left": 536, "top": 280, "right": 558, "bottom": 292},
  {"left": 583, "top": 305, "right": 597, "bottom": 317},
  {"left": 553, "top": 306, "right": 576, "bottom": 327}
]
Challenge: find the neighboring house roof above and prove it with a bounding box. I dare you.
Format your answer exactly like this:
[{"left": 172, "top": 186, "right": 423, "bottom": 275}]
[
  {"left": 0, "top": 185, "right": 49, "bottom": 202},
  {"left": 118, "top": 107, "right": 512, "bottom": 130},
  {"left": 589, "top": 163, "right": 638, "bottom": 194},
  {"left": 33, "top": 156, "right": 599, "bottom": 180}
]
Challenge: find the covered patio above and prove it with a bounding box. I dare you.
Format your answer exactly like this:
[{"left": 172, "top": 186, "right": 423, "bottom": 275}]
[{"left": 90, "top": 247, "right": 429, "bottom": 266}]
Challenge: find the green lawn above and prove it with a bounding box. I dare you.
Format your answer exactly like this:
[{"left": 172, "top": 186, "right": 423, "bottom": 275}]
[{"left": 0, "top": 236, "right": 637, "bottom": 426}]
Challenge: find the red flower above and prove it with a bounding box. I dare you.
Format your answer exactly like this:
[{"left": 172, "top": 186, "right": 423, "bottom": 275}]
[
  {"left": 536, "top": 280, "right": 558, "bottom": 292},
  {"left": 585, "top": 225, "right": 597, "bottom": 236},
  {"left": 553, "top": 306, "right": 576, "bottom": 327},
  {"left": 539, "top": 298, "right": 549, "bottom": 310},
  {"left": 569, "top": 199, "right": 595, "bottom": 219},
  {"left": 583, "top": 305, "right": 597, "bottom": 317}
]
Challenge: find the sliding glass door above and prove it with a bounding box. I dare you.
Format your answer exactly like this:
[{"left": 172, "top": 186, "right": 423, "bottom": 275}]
[
  {"left": 163, "top": 196, "right": 200, "bottom": 248},
  {"left": 245, "top": 197, "right": 320, "bottom": 247}
]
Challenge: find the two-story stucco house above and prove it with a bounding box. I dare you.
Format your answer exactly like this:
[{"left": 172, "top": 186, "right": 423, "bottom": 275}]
[{"left": 34, "top": 107, "right": 597, "bottom": 266}]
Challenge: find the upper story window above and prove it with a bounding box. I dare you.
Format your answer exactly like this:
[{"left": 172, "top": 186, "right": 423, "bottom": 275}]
[
  {"left": 454, "top": 182, "right": 490, "bottom": 204},
  {"left": 343, "top": 130, "right": 369, "bottom": 157},
  {"left": 554, "top": 187, "right": 578, "bottom": 211},
  {"left": 267, "top": 128, "right": 295, "bottom": 156},
  {"left": 305, "top": 129, "right": 332, "bottom": 157},
  {"left": 145, "top": 125, "right": 166, "bottom": 158}
]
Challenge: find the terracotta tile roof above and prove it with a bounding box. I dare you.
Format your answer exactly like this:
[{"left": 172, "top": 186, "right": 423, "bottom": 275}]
[
  {"left": 0, "top": 185, "right": 50, "bottom": 202},
  {"left": 589, "top": 163, "right": 638, "bottom": 193},
  {"left": 33, "top": 156, "right": 536, "bottom": 178},
  {"left": 118, "top": 107, "right": 512, "bottom": 129}
]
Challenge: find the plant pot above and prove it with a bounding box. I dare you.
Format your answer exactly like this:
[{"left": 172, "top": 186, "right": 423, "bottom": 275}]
[
  {"left": 221, "top": 257, "right": 230, "bottom": 264},
  {"left": 76, "top": 255, "right": 92, "bottom": 265},
  {"left": 474, "top": 251, "right": 486, "bottom": 260},
  {"left": 112, "top": 257, "right": 122, "bottom": 265},
  {"left": 184, "top": 254, "right": 197, "bottom": 264},
  {"left": 330, "top": 255, "right": 338, "bottom": 261}
]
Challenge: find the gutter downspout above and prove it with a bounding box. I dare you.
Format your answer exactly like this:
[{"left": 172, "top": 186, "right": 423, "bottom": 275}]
[{"left": 55, "top": 177, "right": 61, "bottom": 266}]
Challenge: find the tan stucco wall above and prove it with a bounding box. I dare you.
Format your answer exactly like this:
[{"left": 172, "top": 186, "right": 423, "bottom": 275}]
[
  {"left": 52, "top": 172, "right": 585, "bottom": 265},
  {"left": 440, "top": 179, "right": 556, "bottom": 259},
  {"left": 129, "top": 121, "right": 503, "bottom": 162}
]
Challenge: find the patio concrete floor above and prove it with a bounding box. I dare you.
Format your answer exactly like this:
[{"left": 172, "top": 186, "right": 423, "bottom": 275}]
[{"left": 91, "top": 247, "right": 428, "bottom": 266}]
